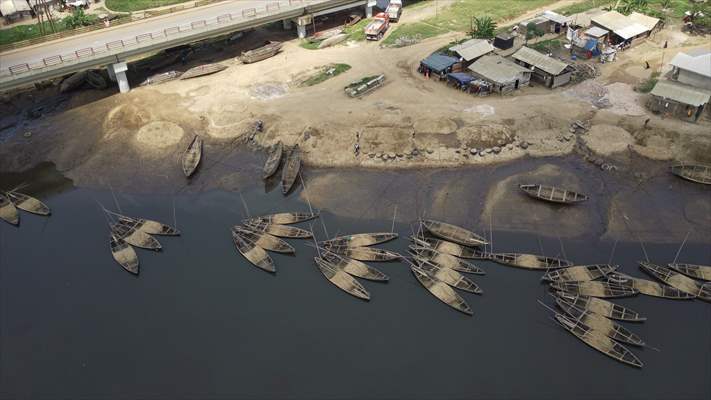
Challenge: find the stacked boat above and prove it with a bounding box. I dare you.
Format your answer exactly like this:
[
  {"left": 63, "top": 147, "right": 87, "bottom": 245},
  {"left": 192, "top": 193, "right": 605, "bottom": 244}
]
[{"left": 0, "top": 189, "right": 51, "bottom": 226}]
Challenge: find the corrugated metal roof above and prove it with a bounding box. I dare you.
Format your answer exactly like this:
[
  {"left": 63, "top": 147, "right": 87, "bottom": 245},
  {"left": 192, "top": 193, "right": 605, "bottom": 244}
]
[
  {"left": 542, "top": 10, "right": 570, "bottom": 25},
  {"left": 669, "top": 50, "right": 711, "bottom": 78},
  {"left": 591, "top": 11, "right": 630, "bottom": 31},
  {"left": 1, "top": 0, "right": 31, "bottom": 15},
  {"left": 650, "top": 80, "right": 711, "bottom": 107},
  {"left": 591, "top": 10, "right": 653, "bottom": 40},
  {"left": 615, "top": 23, "right": 649, "bottom": 40},
  {"left": 420, "top": 54, "right": 458, "bottom": 73},
  {"left": 629, "top": 11, "right": 660, "bottom": 31},
  {"left": 585, "top": 26, "right": 609, "bottom": 38},
  {"left": 468, "top": 55, "right": 530, "bottom": 84},
  {"left": 512, "top": 46, "right": 569, "bottom": 75},
  {"left": 449, "top": 39, "right": 494, "bottom": 62}
]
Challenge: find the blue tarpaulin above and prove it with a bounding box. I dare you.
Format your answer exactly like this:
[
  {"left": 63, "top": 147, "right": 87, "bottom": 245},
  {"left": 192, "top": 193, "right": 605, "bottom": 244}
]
[
  {"left": 582, "top": 38, "right": 601, "bottom": 57},
  {"left": 447, "top": 72, "right": 474, "bottom": 85},
  {"left": 421, "top": 54, "right": 458, "bottom": 74}
]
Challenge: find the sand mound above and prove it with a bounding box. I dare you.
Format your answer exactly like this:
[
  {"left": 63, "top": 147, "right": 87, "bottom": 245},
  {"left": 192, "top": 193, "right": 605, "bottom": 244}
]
[
  {"left": 134, "top": 121, "right": 184, "bottom": 149},
  {"left": 103, "top": 104, "right": 150, "bottom": 140},
  {"left": 583, "top": 124, "right": 634, "bottom": 156}
]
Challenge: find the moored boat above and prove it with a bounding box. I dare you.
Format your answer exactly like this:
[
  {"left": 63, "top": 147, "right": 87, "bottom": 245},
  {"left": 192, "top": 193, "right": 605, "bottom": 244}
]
[
  {"left": 232, "top": 226, "right": 295, "bottom": 253},
  {"left": 180, "top": 63, "right": 227, "bottom": 80},
  {"left": 421, "top": 219, "right": 488, "bottom": 247},
  {"left": 240, "top": 41, "right": 283, "bottom": 64},
  {"left": 549, "top": 281, "right": 637, "bottom": 298},
  {"left": 410, "top": 236, "right": 487, "bottom": 259},
  {"left": 542, "top": 264, "right": 617, "bottom": 282},
  {"left": 232, "top": 231, "right": 275, "bottom": 272},
  {"left": 321, "top": 244, "right": 400, "bottom": 262},
  {"left": 668, "top": 263, "right": 711, "bottom": 281},
  {"left": 489, "top": 252, "right": 572, "bottom": 270},
  {"left": 414, "top": 257, "right": 482, "bottom": 294},
  {"left": 321, "top": 232, "right": 398, "bottom": 248},
  {"left": 6, "top": 191, "right": 50, "bottom": 216},
  {"left": 409, "top": 246, "right": 485, "bottom": 274},
  {"left": 111, "top": 221, "right": 162, "bottom": 250},
  {"left": 606, "top": 272, "right": 695, "bottom": 300},
  {"left": 321, "top": 250, "right": 388, "bottom": 281},
  {"left": 409, "top": 262, "right": 472, "bottom": 315},
  {"left": 671, "top": 164, "right": 711, "bottom": 185},
  {"left": 519, "top": 184, "right": 588, "bottom": 204},
  {"left": 263, "top": 142, "right": 283, "bottom": 179},
  {"left": 117, "top": 216, "right": 179, "bottom": 236},
  {"left": 243, "top": 219, "right": 312, "bottom": 238},
  {"left": 246, "top": 211, "right": 318, "bottom": 225},
  {"left": 556, "top": 297, "right": 644, "bottom": 346},
  {"left": 639, "top": 262, "right": 711, "bottom": 302},
  {"left": 552, "top": 291, "right": 645, "bottom": 322},
  {"left": 314, "top": 256, "right": 370, "bottom": 300},
  {"left": 281, "top": 145, "right": 302, "bottom": 195},
  {"left": 0, "top": 193, "right": 19, "bottom": 225},
  {"left": 140, "top": 70, "right": 182, "bottom": 86},
  {"left": 110, "top": 234, "right": 139, "bottom": 275},
  {"left": 182, "top": 135, "right": 203, "bottom": 178}
]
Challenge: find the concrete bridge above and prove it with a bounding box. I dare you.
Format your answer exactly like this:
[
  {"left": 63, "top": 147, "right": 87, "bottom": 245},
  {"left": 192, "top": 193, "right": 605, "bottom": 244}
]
[{"left": 0, "top": 0, "right": 375, "bottom": 92}]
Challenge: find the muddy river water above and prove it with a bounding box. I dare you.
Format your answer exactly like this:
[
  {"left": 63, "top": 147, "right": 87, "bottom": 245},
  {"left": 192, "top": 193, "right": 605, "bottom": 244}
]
[{"left": 0, "top": 155, "right": 709, "bottom": 399}]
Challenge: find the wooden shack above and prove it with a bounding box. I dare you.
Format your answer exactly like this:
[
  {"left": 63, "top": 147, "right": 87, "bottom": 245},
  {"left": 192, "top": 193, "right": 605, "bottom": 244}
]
[
  {"left": 511, "top": 46, "right": 573, "bottom": 88},
  {"left": 468, "top": 55, "right": 531, "bottom": 94}
]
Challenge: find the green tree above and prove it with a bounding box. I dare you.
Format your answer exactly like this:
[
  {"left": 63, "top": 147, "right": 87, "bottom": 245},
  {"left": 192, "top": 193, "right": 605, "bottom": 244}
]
[
  {"left": 472, "top": 16, "right": 496, "bottom": 39},
  {"left": 525, "top": 22, "right": 545, "bottom": 44},
  {"left": 63, "top": 9, "right": 93, "bottom": 30}
]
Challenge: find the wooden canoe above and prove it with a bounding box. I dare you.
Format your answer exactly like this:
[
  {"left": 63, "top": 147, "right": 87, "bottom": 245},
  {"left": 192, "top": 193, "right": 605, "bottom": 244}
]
[
  {"left": 0, "top": 193, "right": 19, "bottom": 225},
  {"left": 263, "top": 142, "right": 283, "bottom": 179},
  {"left": 180, "top": 63, "right": 227, "bottom": 80},
  {"left": 410, "top": 236, "right": 487, "bottom": 259},
  {"left": 553, "top": 313, "right": 642, "bottom": 368},
  {"left": 246, "top": 211, "right": 318, "bottom": 225},
  {"left": 140, "top": 70, "right": 181, "bottom": 86},
  {"left": 549, "top": 281, "right": 637, "bottom": 298},
  {"left": 671, "top": 164, "right": 711, "bottom": 185},
  {"left": 243, "top": 220, "right": 312, "bottom": 238},
  {"left": 668, "top": 263, "right": 711, "bottom": 281},
  {"left": 409, "top": 246, "right": 485, "bottom": 274},
  {"left": 321, "top": 232, "right": 398, "bottom": 248},
  {"left": 639, "top": 262, "right": 711, "bottom": 302},
  {"left": 110, "top": 234, "right": 139, "bottom": 275},
  {"left": 240, "top": 41, "right": 282, "bottom": 64},
  {"left": 410, "top": 263, "right": 472, "bottom": 315},
  {"left": 321, "top": 250, "right": 388, "bottom": 281},
  {"left": 314, "top": 256, "right": 370, "bottom": 300},
  {"left": 606, "top": 272, "right": 695, "bottom": 300},
  {"left": 321, "top": 244, "right": 400, "bottom": 262},
  {"left": 556, "top": 297, "right": 644, "bottom": 346},
  {"left": 232, "top": 226, "right": 295, "bottom": 254},
  {"left": 421, "top": 219, "right": 488, "bottom": 247},
  {"left": 519, "top": 184, "right": 588, "bottom": 204},
  {"left": 182, "top": 135, "right": 203, "bottom": 178},
  {"left": 232, "top": 232, "right": 275, "bottom": 272},
  {"left": 489, "top": 252, "right": 572, "bottom": 270},
  {"left": 542, "top": 264, "right": 617, "bottom": 282},
  {"left": 111, "top": 222, "right": 162, "bottom": 250},
  {"left": 117, "top": 216, "right": 179, "bottom": 236},
  {"left": 414, "top": 257, "right": 482, "bottom": 294},
  {"left": 6, "top": 191, "right": 50, "bottom": 216},
  {"left": 552, "top": 291, "right": 645, "bottom": 322},
  {"left": 281, "top": 145, "right": 302, "bottom": 194}
]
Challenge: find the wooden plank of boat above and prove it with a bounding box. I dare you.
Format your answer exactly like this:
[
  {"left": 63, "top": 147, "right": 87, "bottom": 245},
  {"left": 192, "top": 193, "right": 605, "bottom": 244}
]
[
  {"left": 232, "top": 231, "right": 275, "bottom": 272},
  {"left": 232, "top": 226, "right": 295, "bottom": 254},
  {"left": 281, "top": 145, "right": 302, "bottom": 195},
  {"left": 542, "top": 264, "right": 617, "bottom": 282},
  {"left": 556, "top": 297, "right": 645, "bottom": 347},
  {"left": 314, "top": 256, "right": 370, "bottom": 300},
  {"left": 240, "top": 41, "right": 283, "bottom": 64},
  {"left": 182, "top": 135, "right": 203, "bottom": 178},
  {"left": 321, "top": 250, "right": 388, "bottom": 281},
  {"left": 246, "top": 211, "right": 318, "bottom": 225},
  {"left": 519, "top": 184, "right": 589, "bottom": 204},
  {"left": 321, "top": 232, "right": 398, "bottom": 248},
  {"left": 606, "top": 272, "right": 695, "bottom": 300},
  {"left": 140, "top": 70, "right": 182, "bottom": 86},
  {"left": 553, "top": 313, "right": 642, "bottom": 368},
  {"left": 668, "top": 263, "right": 711, "bottom": 281},
  {"left": 117, "top": 216, "right": 179, "bottom": 236},
  {"left": 410, "top": 236, "right": 487, "bottom": 259},
  {"left": 639, "top": 262, "right": 711, "bottom": 302},
  {"left": 549, "top": 281, "right": 637, "bottom": 298},
  {"left": 243, "top": 220, "right": 312, "bottom": 238},
  {"left": 552, "top": 291, "right": 645, "bottom": 322},
  {"left": 321, "top": 244, "right": 400, "bottom": 262},
  {"left": 262, "top": 142, "right": 283, "bottom": 179},
  {"left": 671, "top": 164, "right": 711, "bottom": 185},
  {"left": 180, "top": 63, "right": 227, "bottom": 80},
  {"left": 6, "top": 191, "right": 50, "bottom": 216},
  {"left": 489, "top": 252, "right": 572, "bottom": 270},
  {"left": 0, "top": 193, "right": 19, "bottom": 225},
  {"left": 414, "top": 257, "right": 482, "bottom": 294},
  {"left": 421, "top": 219, "right": 488, "bottom": 247},
  {"left": 110, "top": 234, "right": 139, "bottom": 275},
  {"left": 111, "top": 222, "right": 162, "bottom": 250},
  {"left": 410, "top": 263, "right": 472, "bottom": 315},
  {"left": 409, "top": 246, "right": 485, "bottom": 274}
]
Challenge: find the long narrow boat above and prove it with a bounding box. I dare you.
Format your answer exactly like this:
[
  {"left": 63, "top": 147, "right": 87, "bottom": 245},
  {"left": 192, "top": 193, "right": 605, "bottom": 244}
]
[
  {"left": 140, "top": 70, "right": 182, "bottom": 86},
  {"left": 421, "top": 219, "right": 488, "bottom": 247},
  {"left": 519, "top": 184, "right": 588, "bottom": 204},
  {"left": 111, "top": 222, "right": 162, "bottom": 250},
  {"left": 639, "top": 262, "right": 711, "bottom": 302},
  {"left": 117, "top": 216, "right": 179, "bottom": 236},
  {"left": 263, "top": 142, "right": 283, "bottom": 179},
  {"left": 552, "top": 291, "right": 645, "bottom": 322},
  {"left": 542, "top": 264, "right": 617, "bottom": 282},
  {"left": 321, "top": 244, "right": 400, "bottom": 262},
  {"left": 180, "top": 63, "right": 227, "bottom": 80},
  {"left": 410, "top": 236, "right": 487, "bottom": 259},
  {"left": 409, "top": 262, "right": 472, "bottom": 315},
  {"left": 314, "top": 256, "right": 370, "bottom": 300},
  {"left": 281, "top": 145, "right": 302, "bottom": 195},
  {"left": 243, "top": 220, "right": 312, "bottom": 238},
  {"left": 489, "top": 252, "right": 572, "bottom": 270},
  {"left": 246, "top": 211, "right": 318, "bottom": 225},
  {"left": 232, "top": 232, "right": 275, "bottom": 272},
  {"left": 414, "top": 258, "right": 482, "bottom": 294},
  {"left": 671, "top": 164, "right": 711, "bottom": 185},
  {"left": 110, "top": 234, "right": 139, "bottom": 275},
  {"left": 556, "top": 297, "right": 644, "bottom": 347},
  {"left": 606, "top": 272, "right": 695, "bottom": 300},
  {"left": 549, "top": 281, "right": 637, "bottom": 298},
  {"left": 6, "top": 191, "right": 51, "bottom": 215},
  {"left": 668, "top": 263, "right": 711, "bottom": 281},
  {"left": 232, "top": 226, "right": 295, "bottom": 254},
  {"left": 321, "top": 232, "right": 398, "bottom": 248},
  {"left": 409, "top": 246, "right": 485, "bottom": 274},
  {"left": 0, "top": 193, "right": 20, "bottom": 225},
  {"left": 240, "top": 41, "right": 283, "bottom": 64},
  {"left": 321, "top": 250, "right": 388, "bottom": 281},
  {"left": 553, "top": 313, "right": 642, "bottom": 368},
  {"left": 182, "top": 135, "right": 203, "bottom": 178}
]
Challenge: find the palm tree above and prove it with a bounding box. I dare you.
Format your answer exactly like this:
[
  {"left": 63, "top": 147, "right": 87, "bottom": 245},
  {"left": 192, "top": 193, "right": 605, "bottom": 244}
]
[{"left": 472, "top": 16, "right": 496, "bottom": 39}]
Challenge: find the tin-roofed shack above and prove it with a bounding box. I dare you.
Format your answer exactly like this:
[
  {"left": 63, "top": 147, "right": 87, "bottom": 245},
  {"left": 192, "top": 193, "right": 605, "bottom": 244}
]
[
  {"left": 468, "top": 55, "right": 531, "bottom": 94},
  {"left": 449, "top": 39, "right": 494, "bottom": 67},
  {"left": 669, "top": 49, "right": 711, "bottom": 90},
  {"left": 591, "top": 10, "right": 659, "bottom": 46},
  {"left": 648, "top": 80, "right": 711, "bottom": 122},
  {"left": 419, "top": 54, "right": 459, "bottom": 80},
  {"left": 511, "top": 47, "right": 573, "bottom": 88},
  {"left": 1, "top": 0, "right": 32, "bottom": 23}
]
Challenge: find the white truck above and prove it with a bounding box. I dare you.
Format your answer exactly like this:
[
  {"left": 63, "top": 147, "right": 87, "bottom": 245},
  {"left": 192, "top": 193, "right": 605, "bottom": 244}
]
[{"left": 385, "top": 0, "right": 402, "bottom": 23}]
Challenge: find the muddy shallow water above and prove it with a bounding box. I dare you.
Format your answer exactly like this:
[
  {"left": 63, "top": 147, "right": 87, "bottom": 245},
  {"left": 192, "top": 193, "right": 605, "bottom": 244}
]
[{"left": 1, "top": 157, "right": 709, "bottom": 399}]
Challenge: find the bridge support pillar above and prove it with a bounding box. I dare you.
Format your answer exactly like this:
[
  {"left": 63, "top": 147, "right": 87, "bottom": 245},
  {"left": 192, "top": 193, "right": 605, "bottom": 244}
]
[
  {"left": 282, "top": 19, "right": 293, "bottom": 30},
  {"left": 366, "top": 0, "right": 376, "bottom": 18},
  {"left": 296, "top": 15, "right": 311, "bottom": 39},
  {"left": 108, "top": 62, "right": 130, "bottom": 93}
]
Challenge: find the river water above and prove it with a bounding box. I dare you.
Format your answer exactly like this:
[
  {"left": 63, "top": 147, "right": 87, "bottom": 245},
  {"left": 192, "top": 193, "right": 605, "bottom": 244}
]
[{"left": 1, "top": 157, "right": 709, "bottom": 399}]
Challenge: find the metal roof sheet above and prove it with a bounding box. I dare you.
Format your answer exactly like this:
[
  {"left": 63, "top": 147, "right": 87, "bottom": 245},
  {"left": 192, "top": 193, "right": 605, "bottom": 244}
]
[
  {"left": 1, "top": 0, "right": 31, "bottom": 15},
  {"left": 669, "top": 50, "right": 711, "bottom": 78},
  {"left": 512, "top": 46, "right": 569, "bottom": 75},
  {"left": 468, "top": 55, "right": 530, "bottom": 84},
  {"left": 421, "top": 54, "right": 459, "bottom": 73},
  {"left": 449, "top": 39, "right": 494, "bottom": 61},
  {"left": 591, "top": 10, "right": 654, "bottom": 39},
  {"left": 650, "top": 80, "right": 711, "bottom": 107},
  {"left": 585, "top": 26, "right": 609, "bottom": 38},
  {"left": 542, "top": 10, "right": 570, "bottom": 25},
  {"left": 628, "top": 11, "right": 660, "bottom": 31}
]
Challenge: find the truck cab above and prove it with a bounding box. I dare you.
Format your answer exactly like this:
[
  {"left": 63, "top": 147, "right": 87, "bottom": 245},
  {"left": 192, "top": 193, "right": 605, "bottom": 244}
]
[
  {"left": 365, "top": 12, "right": 390, "bottom": 41},
  {"left": 386, "top": 0, "right": 402, "bottom": 23}
]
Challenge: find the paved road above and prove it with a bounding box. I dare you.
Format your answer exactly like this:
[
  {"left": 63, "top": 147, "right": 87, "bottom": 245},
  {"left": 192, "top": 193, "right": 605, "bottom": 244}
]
[{"left": 0, "top": 0, "right": 329, "bottom": 70}]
